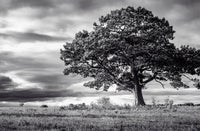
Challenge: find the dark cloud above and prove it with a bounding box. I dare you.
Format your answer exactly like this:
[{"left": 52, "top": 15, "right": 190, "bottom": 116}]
[
  {"left": 0, "top": 75, "right": 17, "bottom": 90},
  {"left": 0, "top": 31, "right": 69, "bottom": 42},
  {"left": 18, "top": 0, "right": 125, "bottom": 12},
  {"left": 0, "top": 52, "right": 59, "bottom": 73},
  {"left": 10, "top": 0, "right": 54, "bottom": 8},
  {"left": 172, "top": 0, "right": 200, "bottom": 6},
  {"left": 0, "top": 51, "right": 87, "bottom": 101},
  {"left": 0, "top": 88, "right": 82, "bottom": 102},
  {"left": 0, "top": 0, "right": 55, "bottom": 15},
  {"left": 0, "top": 0, "right": 126, "bottom": 16},
  {"left": 158, "top": 0, "right": 200, "bottom": 22},
  {"left": 0, "top": 52, "right": 81, "bottom": 102},
  {"left": 75, "top": 0, "right": 96, "bottom": 10},
  {"left": 149, "top": 0, "right": 200, "bottom": 8},
  {"left": 72, "top": 0, "right": 125, "bottom": 11},
  {"left": 16, "top": 71, "right": 87, "bottom": 90}
]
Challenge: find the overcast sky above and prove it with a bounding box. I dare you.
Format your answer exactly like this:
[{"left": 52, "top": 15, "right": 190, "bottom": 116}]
[{"left": 0, "top": 0, "right": 200, "bottom": 106}]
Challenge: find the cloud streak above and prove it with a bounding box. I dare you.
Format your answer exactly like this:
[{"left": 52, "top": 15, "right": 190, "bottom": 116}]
[{"left": 0, "top": 31, "right": 69, "bottom": 42}]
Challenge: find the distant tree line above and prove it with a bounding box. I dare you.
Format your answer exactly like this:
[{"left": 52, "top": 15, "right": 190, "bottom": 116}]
[{"left": 57, "top": 97, "right": 200, "bottom": 111}]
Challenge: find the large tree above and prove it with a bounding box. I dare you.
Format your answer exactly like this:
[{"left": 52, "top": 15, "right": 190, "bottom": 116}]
[{"left": 60, "top": 6, "right": 200, "bottom": 106}]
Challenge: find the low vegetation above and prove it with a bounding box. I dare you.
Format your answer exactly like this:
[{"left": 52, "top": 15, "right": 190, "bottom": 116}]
[
  {"left": 0, "top": 106, "right": 200, "bottom": 131},
  {"left": 0, "top": 98, "right": 200, "bottom": 130}
]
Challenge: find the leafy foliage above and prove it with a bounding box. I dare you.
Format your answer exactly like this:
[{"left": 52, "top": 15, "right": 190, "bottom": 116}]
[{"left": 60, "top": 6, "right": 200, "bottom": 105}]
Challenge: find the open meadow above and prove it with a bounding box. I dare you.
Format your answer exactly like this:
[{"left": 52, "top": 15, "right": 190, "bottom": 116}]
[{"left": 0, "top": 106, "right": 200, "bottom": 131}]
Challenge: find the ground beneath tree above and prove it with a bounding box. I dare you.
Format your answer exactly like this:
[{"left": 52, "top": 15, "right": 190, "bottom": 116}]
[{"left": 0, "top": 106, "right": 200, "bottom": 131}]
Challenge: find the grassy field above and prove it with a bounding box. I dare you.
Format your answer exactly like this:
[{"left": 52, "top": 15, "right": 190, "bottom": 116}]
[{"left": 0, "top": 106, "right": 200, "bottom": 131}]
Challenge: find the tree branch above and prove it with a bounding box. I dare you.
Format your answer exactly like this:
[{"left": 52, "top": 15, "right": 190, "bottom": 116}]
[
  {"left": 94, "top": 57, "right": 128, "bottom": 89},
  {"left": 142, "top": 72, "right": 157, "bottom": 84},
  {"left": 182, "top": 74, "right": 193, "bottom": 81},
  {"left": 139, "top": 66, "right": 151, "bottom": 72},
  {"left": 85, "top": 56, "right": 135, "bottom": 92},
  {"left": 155, "top": 79, "right": 165, "bottom": 88}
]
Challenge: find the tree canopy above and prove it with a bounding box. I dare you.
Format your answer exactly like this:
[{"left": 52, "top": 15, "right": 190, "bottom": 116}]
[{"left": 60, "top": 6, "right": 200, "bottom": 106}]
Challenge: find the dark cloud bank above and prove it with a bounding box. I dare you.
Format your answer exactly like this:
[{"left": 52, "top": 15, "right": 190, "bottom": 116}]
[
  {"left": 0, "top": 75, "right": 17, "bottom": 90},
  {"left": 0, "top": 74, "right": 82, "bottom": 102},
  {"left": 0, "top": 51, "right": 86, "bottom": 102},
  {"left": 0, "top": 88, "right": 82, "bottom": 102}
]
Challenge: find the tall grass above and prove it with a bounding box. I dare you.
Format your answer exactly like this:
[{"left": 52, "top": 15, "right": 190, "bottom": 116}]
[{"left": 0, "top": 106, "right": 200, "bottom": 131}]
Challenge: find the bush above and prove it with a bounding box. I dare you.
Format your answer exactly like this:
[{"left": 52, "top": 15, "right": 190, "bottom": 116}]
[
  {"left": 176, "top": 103, "right": 194, "bottom": 106},
  {"left": 183, "top": 103, "right": 194, "bottom": 106},
  {"left": 59, "top": 106, "right": 67, "bottom": 110},
  {"left": 90, "top": 97, "right": 132, "bottom": 110},
  {"left": 123, "top": 104, "right": 132, "bottom": 110},
  {"left": 19, "top": 103, "right": 24, "bottom": 107},
  {"left": 97, "top": 97, "right": 114, "bottom": 109},
  {"left": 164, "top": 98, "right": 170, "bottom": 106},
  {"left": 41, "top": 105, "right": 48, "bottom": 108},
  {"left": 60, "top": 98, "right": 133, "bottom": 111},
  {"left": 67, "top": 103, "right": 88, "bottom": 110},
  {"left": 151, "top": 97, "right": 157, "bottom": 107},
  {"left": 90, "top": 102, "right": 100, "bottom": 110}
]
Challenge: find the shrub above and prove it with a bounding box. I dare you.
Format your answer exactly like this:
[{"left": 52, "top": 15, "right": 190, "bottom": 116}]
[
  {"left": 97, "top": 97, "right": 113, "bottom": 109},
  {"left": 90, "top": 102, "right": 100, "bottom": 110},
  {"left": 123, "top": 104, "right": 132, "bottom": 110},
  {"left": 164, "top": 97, "right": 170, "bottom": 106},
  {"left": 59, "top": 106, "right": 67, "bottom": 110},
  {"left": 183, "top": 103, "right": 194, "bottom": 106},
  {"left": 89, "top": 98, "right": 133, "bottom": 110},
  {"left": 151, "top": 97, "right": 157, "bottom": 107},
  {"left": 19, "top": 103, "right": 24, "bottom": 107},
  {"left": 78, "top": 103, "right": 87, "bottom": 110},
  {"left": 168, "top": 100, "right": 174, "bottom": 109},
  {"left": 41, "top": 105, "right": 48, "bottom": 108},
  {"left": 176, "top": 103, "right": 194, "bottom": 106},
  {"left": 67, "top": 103, "right": 88, "bottom": 110}
]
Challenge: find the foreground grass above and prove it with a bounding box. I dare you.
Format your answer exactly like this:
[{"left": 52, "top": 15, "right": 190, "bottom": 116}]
[{"left": 0, "top": 106, "right": 200, "bottom": 131}]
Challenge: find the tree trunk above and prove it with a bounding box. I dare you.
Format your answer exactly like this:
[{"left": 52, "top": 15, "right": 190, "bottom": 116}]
[
  {"left": 131, "top": 65, "right": 146, "bottom": 106},
  {"left": 134, "top": 85, "right": 145, "bottom": 106}
]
